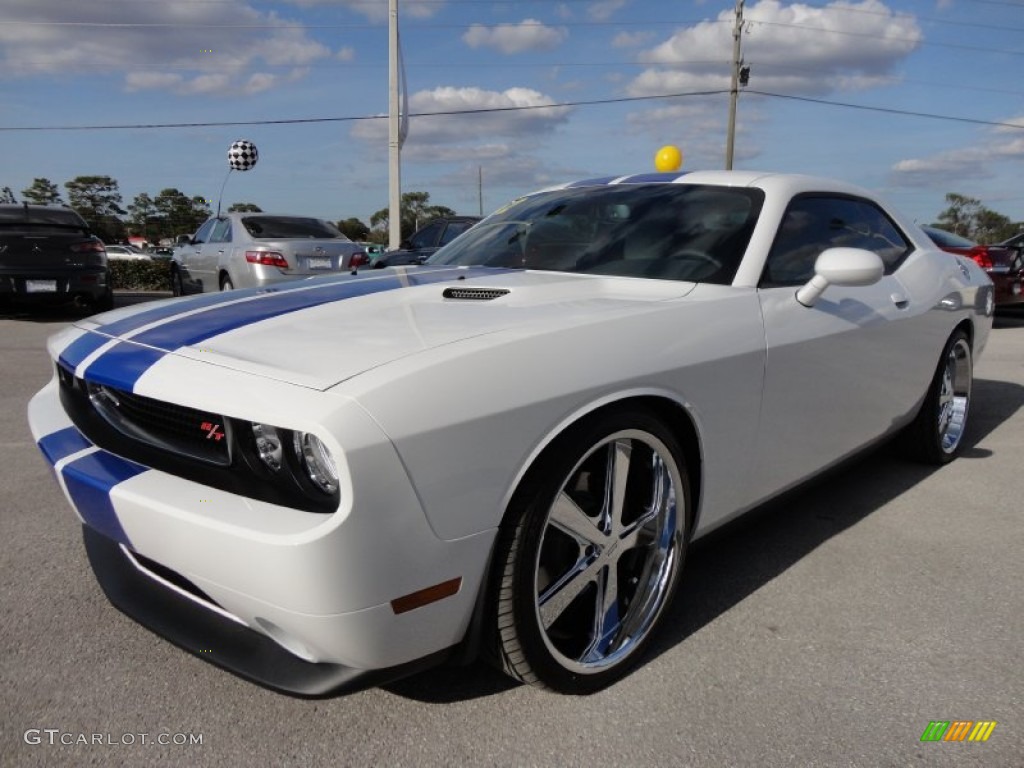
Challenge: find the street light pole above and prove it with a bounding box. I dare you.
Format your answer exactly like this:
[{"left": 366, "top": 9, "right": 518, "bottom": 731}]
[
  {"left": 725, "top": 0, "right": 744, "bottom": 170},
  {"left": 388, "top": 0, "right": 402, "bottom": 250}
]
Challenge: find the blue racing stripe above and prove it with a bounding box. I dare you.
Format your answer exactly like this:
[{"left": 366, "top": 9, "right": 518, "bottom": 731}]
[
  {"left": 81, "top": 266, "right": 510, "bottom": 392},
  {"left": 38, "top": 426, "right": 93, "bottom": 465},
  {"left": 132, "top": 272, "right": 406, "bottom": 350},
  {"left": 565, "top": 176, "right": 621, "bottom": 188},
  {"left": 62, "top": 451, "right": 148, "bottom": 547},
  {"left": 82, "top": 342, "right": 166, "bottom": 392},
  {"left": 614, "top": 172, "right": 690, "bottom": 184},
  {"left": 59, "top": 331, "right": 113, "bottom": 371}
]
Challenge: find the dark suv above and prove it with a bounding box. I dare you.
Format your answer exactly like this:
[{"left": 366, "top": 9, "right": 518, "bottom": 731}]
[
  {"left": 0, "top": 204, "right": 112, "bottom": 313},
  {"left": 373, "top": 215, "right": 481, "bottom": 268}
]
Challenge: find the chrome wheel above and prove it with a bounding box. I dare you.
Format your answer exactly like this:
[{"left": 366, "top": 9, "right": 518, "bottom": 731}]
[
  {"left": 535, "top": 430, "right": 684, "bottom": 672},
  {"left": 491, "top": 408, "right": 690, "bottom": 692},
  {"left": 902, "top": 329, "right": 972, "bottom": 465},
  {"left": 937, "top": 337, "right": 971, "bottom": 454}
]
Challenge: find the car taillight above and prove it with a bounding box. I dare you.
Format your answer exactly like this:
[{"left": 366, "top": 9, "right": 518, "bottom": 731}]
[
  {"left": 968, "top": 246, "right": 993, "bottom": 270},
  {"left": 70, "top": 241, "right": 105, "bottom": 253},
  {"left": 245, "top": 251, "right": 289, "bottom": 268},
  {"left": 350, "top": 251, "right": 369, "bottom": 268}
]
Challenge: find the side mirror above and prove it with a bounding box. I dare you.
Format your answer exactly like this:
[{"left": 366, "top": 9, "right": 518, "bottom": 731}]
[{"left": 796, "top": 248, "right": 885, "bottom": 307}]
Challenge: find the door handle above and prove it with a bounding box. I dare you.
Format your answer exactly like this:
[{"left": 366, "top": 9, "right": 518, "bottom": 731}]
[{"left": 891, "top": 292, "right": 909, "bottom": 309}]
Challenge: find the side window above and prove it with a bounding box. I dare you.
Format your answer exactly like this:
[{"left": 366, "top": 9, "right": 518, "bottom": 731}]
[
  {"left": 439, "top": 220, "right": 473, "bottom": 246},
  {"left": 761, "top": 196, "right": 910, "bottom": 287},
  {"left": 210, "top": 218, "right": 232, "bottom": 243},
  {"left": 192, "top": 219, "right": 216, "bottom": 245},
  {"left": 409, "top": 221, "right": 444, "bottom": 250}
]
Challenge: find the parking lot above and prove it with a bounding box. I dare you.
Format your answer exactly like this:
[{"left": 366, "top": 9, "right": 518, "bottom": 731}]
[{"left": 1, "top": 295, "right": 1021, "bottom": 767}]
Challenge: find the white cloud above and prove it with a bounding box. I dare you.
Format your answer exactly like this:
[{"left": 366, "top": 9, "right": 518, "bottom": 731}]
[
  {"left": 462, "top": 19, "right": 568, "bottom": 54},
  {"left": 336, "top": 47, "right": 356, "bottom": 62},
  {"left": 612, "top": 31, "right": 655, "bottom": 49},
  {"left": 0, "top": 0, "right": 332, "bottom": 96},
  {"left": 352, "top": 86, "right": 572, "bottom": 152},
  {"left": 891, "top": 115, "right": 1024, "bottom": 186},
  {"left": 282, "top": 0, "right": 441, "bottom": 22},
  {"left": 243, "top": 73, "right": 277, "bottom": 94},
  {"left": 628, "top": 0, "right": 921, "bottom": 98},
  {"left": 588, "top": 0, "right": 627, "bottom": 22}
]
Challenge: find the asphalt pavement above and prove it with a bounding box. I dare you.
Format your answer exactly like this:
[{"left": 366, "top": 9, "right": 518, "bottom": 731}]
[{"left": 1, "top": 295, "right": 1021, "bottom": 767}]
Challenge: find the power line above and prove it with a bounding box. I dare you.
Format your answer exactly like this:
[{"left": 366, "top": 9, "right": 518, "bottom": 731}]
[
  {"left": 2, "top": 89, "right": 1022, "bottom": 134},
  {"left": 747, "top": 90, "right": 1024, "bottom": 130}
]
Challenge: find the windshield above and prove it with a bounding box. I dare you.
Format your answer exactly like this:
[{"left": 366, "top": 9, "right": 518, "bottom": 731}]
[
  {"left": 428, "top": 183, "right": 764, "bottom": 284},
  {"left": 242, "top": 216, "right": 349, "bottom": 240}
]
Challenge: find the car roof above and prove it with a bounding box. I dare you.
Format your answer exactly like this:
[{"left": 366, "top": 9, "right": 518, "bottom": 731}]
[{"left": 546, "top": 170, "right": 881, "bottom": 199}]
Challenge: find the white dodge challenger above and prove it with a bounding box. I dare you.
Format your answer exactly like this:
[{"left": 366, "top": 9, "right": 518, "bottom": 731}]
[{"left": 29, "top": 171, "right": 993, "bottom": 695}]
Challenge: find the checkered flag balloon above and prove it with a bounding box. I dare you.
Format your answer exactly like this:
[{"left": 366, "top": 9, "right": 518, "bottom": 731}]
[{"left": 227, "top": 140, "right": 258, "bottom": 171}]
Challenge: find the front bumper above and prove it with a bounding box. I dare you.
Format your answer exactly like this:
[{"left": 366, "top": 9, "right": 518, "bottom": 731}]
[
  {"left": 82, "top": 525, "right": 452, "bottom": 696},
  {"left": 29, "top": 371, "right": 495, "bottom": 687}
]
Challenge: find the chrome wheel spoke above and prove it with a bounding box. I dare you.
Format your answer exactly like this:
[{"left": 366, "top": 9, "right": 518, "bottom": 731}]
[
  {"left": 601, "top": 439, "right": 632, "bottom": 535},
  {"left": 581, "top": 564, "right": 621, "bottom": 662},
  {"left": 549, "top": 491, "right": 603, "bottom": 547},
  {"left": 538, "top": 555, "right": 601, "bottom": 630}
]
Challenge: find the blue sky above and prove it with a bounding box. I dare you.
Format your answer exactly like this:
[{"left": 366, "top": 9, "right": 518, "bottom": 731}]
[{"left": 1, "top": 0, "right": 1021, "bottom": 230}]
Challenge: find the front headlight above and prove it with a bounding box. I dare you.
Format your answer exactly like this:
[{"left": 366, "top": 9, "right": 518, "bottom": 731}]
[
  {"left": 240, "top": 420, "right": 340, "bottom": 509},
  {"left": 293, "top": 431, "right": 339, "bottom": 495}
]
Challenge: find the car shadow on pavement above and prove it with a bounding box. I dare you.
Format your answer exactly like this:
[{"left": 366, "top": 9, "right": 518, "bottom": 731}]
[{"left": 386, "top": 376, "right": 1023, "bottom": 702}]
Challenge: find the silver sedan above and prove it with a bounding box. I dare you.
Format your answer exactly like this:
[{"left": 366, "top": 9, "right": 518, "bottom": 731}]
[{"left": 170, "top": 213, "right": 369, "bottom": 294}]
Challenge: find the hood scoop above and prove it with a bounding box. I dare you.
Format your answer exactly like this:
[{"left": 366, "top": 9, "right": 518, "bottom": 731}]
[{"left": 442, "top": 287, "right": 510, "bottom": 301}]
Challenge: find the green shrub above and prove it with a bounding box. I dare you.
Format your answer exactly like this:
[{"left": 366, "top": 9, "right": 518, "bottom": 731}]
[{"left": 109, "top": 259, "right": 172, "bottom": 291}]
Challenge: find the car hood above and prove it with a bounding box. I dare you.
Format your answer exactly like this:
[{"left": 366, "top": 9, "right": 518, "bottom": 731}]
[{"left": 62, "top": 266, "right": 696, "bottom": 392}]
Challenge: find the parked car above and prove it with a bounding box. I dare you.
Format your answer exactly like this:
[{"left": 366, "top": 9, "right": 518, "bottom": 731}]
[
  {"left": 103, "top": 244, "right": 151, "bottom": 261},
  {"left": 922, "top": 225, "right": 1023, "bottom": 307},
  {"left": 0, "top": 204, "right": 112, "bottom": 312},
  {"left": 29, "top": 171, "right": 993, "bottom": 696},
  {"left": 171, "top": 213, "right": 369, "bottom": 295},
  {"left": 373, "top": 215, "right": 480, "bottom": 267}
]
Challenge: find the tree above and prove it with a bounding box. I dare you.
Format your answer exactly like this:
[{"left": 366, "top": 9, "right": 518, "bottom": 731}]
[
  {"left": 336, "top": 217, "right": 369, "bottom": 241},
  {"left": 21, "top": 178, "right": 62, "bottom": 205},
  {"left": 370, "top": 191, "right": 456, "bottom": 242},
  {"left": 0, "top": 186, "right": 16, "bottom": 204},
  {"left": 228, "top": 202, "right": 262, "bottom": 212},
  {"left": 128, "top": 193, "right": 160, "bottom": 242},
  {"left": 65, "top": 175, "right": 125, "bottom": 241},
  {"left": 932, "top": 193, "right": 1018, "bottom": 242},
  {"left": 153, "top": 188, "right": 211, "bottom": 238}
]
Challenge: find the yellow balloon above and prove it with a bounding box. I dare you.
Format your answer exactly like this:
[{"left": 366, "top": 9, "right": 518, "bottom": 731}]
[{"left": 654, "top": 145, "right": 683, "bottom": 172}]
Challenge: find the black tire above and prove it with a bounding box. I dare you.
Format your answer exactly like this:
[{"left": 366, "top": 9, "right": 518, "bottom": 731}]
[
  {"left": 902, "top": 329, "right": 973, "bottom": 464},
  {"left": 94, "top": 288, "right": 114, "bottom": 313},
  {"left": 171, "top": 266, "right": 184, "bottom": 297},
  {"left": 220, "top": 274, "right": 234, "bottom": 291},
  {"left": 488, "top": 407, "right": 691, "bottom": 693}
]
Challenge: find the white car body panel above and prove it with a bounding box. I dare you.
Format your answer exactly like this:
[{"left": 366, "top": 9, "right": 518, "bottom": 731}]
[{"left": 27, "top": 171, "right": 994, "bottom": 692}]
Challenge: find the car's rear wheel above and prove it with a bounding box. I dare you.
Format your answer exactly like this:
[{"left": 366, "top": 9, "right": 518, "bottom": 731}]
[
  {"left": 903, "top": 329, "right": 972, "bottom": 464},
  {"left": 490, "top": 408, "right": 691, "bottom": 693},
  {"left": 171, "top": 266, "right": 184, "bottom": 296}
]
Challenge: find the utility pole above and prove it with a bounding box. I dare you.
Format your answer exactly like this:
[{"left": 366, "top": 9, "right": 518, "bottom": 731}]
[
  {"left": 388, "top": 0, "right": 402, "bottom": 249},
  {"left": 725, "top": 0, "right": 744, "bottom": 170},
  {"left": 477, "top": 166, "right": 483, "bottom": 217}
]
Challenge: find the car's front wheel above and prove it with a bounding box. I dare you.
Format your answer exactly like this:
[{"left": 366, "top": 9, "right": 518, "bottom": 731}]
[
  {"left": 220, "top": 274, "right": 234, "bottom": 291},
  {"left": 490, "top": 408, "right": 691, "bottom": 693},
  {"left": 903, "top": 328, "right": 973, "bottom": 464}
]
